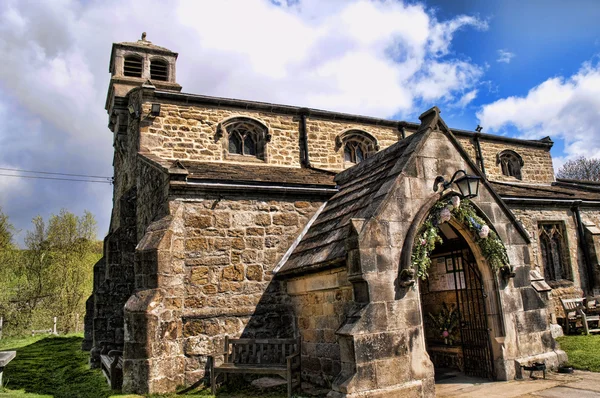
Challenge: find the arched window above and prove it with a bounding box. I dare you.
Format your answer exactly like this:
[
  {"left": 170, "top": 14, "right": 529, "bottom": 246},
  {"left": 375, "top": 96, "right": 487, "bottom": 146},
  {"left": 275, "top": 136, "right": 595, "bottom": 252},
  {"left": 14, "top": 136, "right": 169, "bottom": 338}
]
[
  {"left": 150, "top": 59, "right": 168, "bottom": 81},
  {"left": 336, "top": 130, "right": 379, "bottom": 166},
  {"left": 220, "top": 118, "right": 270, "bottom": 160},
  {"left": 539, "top": 222, "right": 571, "bottom": 281},
  {"left": 497, "top": 150, "right": 524, "bottom": 180},
  {"left": 124, "top": 55, "right": 143, "bottom": 78}
]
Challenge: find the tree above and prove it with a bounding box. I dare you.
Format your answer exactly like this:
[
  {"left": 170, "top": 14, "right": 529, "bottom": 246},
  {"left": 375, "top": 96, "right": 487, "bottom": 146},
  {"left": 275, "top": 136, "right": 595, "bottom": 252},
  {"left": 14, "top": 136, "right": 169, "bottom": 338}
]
[
  {"left": 556, "top": 156, "right": 600, "bottom": 181},
  {"left": 0, "top": 209, "right": 101, "bottom": 336},
  {"left": 0, "top": 206, "right": 14, "bottom": 250}
]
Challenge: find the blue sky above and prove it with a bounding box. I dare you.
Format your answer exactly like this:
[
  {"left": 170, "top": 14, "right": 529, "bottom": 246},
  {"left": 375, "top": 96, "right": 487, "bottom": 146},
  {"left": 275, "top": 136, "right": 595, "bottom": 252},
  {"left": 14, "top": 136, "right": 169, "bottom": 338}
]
[
  {"left": 422, "top": 0, "right": 600, "bottom": 135},
  {"left": 0, "top": 0, "right": 599, "bottom": 244}
]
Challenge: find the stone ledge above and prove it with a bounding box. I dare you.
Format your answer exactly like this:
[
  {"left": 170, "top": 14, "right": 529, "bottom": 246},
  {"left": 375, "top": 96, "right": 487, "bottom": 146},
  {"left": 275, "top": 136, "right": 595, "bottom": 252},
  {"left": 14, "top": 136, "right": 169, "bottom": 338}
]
[
  {"left": 514, "top": 349, "right": 568, "bottom": 379},
  {"left": 327, "top": 379, "right": 428, "bottom": 398}
]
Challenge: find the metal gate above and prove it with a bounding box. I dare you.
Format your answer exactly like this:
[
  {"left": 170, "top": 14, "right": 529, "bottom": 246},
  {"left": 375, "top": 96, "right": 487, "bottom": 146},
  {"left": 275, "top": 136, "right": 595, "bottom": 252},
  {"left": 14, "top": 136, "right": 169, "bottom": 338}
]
[{"left": 449, "top": 250, "right": 494, "bottom": 379}]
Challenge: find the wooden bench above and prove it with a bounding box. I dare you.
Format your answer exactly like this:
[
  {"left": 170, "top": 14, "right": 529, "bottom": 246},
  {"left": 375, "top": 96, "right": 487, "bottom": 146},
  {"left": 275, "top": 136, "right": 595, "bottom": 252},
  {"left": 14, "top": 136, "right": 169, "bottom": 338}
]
[
  {"left": 560, "top": 298, "right": 600, "bottom": 335},
  {"left": 100, "top": 350, "right": 123, "bottom": 390},
  {"left": 0, "top": 351, "right": 16, "bottom": 387},
  {"left": 209, "top": 337, "right": 301, "bottom": 397}
]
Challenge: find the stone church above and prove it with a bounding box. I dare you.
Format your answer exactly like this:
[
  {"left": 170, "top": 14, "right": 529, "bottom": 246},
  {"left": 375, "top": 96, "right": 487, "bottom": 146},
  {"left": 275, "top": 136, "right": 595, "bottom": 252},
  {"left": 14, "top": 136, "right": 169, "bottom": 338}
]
[{"left": 84, "top": 36, "right": 600, "bottom": 397}]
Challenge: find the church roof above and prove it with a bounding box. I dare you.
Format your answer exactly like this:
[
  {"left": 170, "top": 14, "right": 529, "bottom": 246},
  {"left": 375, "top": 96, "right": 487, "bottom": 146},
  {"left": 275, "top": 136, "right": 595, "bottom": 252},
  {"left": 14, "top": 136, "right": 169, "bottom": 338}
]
[
  {"left": 277, "top": 132, "right": 422, "bottom": 275},
  {"left": 491, "top": 181, "right": 600, "bottom": 202},
  {"left": 180, "top": 161, "right": 337, "bottom": 187}
]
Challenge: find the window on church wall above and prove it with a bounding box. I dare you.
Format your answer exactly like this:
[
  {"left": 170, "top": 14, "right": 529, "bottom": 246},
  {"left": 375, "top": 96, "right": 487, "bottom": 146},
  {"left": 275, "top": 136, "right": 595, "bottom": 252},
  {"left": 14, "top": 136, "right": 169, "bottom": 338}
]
[
  {"left": 497, "top": 150, "right": 523, "bottom": 180},
  {"left": 337, "top": 130, "right": 379, "bottom": 167},
  {"left": 124, "top": 56, "right": 143, "bottom": 77},
  {"left": 344, "top": 140, "right": 367, "bottom": 164},
  {"left": 538, "top": 222, "right": 572, "bottom": 282},
  {"left": 150, "top": 59, "right": 168, "bottom": 81},
  {"left": 223, "top": 119, "right": 268, "bottom": 160}
]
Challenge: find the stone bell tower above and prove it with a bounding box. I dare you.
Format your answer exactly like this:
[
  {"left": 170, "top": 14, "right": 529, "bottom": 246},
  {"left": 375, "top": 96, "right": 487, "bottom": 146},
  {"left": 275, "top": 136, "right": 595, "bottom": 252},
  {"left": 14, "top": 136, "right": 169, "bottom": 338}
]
[
  {"left": 105, "top": 32, "right": 182, "bottom": 130},
  {"left": 83, "top": 34, "right": 183, "bottom": 361}
]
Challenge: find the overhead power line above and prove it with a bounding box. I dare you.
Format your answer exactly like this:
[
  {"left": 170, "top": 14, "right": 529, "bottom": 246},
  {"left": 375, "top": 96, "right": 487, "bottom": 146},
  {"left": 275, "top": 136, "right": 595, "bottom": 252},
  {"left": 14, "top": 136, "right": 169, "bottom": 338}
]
[
  {"left": 0, "top": 167, "right": 111, "bottom": 180},
  {"left": 0, "top": 173, "right": 113, "bottom": 184}
]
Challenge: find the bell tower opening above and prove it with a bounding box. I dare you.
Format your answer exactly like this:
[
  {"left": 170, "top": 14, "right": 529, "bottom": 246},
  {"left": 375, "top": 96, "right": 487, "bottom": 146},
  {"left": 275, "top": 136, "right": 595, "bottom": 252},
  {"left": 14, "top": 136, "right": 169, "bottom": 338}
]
[
  {"left": 105, "top": 32, "right": 182, "bottom": 120},
  {"left": 419, "top": 222, "right": 495, "bottom": 382}
]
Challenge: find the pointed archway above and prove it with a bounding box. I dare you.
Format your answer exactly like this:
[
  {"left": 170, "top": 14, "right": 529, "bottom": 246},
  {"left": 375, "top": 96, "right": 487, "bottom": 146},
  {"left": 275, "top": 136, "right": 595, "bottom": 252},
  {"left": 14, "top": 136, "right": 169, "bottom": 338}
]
[
  {"left": 405, "top": 194, "right": 509, "bottom": 382},
  {"left": 419, "top": 222, "right": 495, "bottom": 380}
]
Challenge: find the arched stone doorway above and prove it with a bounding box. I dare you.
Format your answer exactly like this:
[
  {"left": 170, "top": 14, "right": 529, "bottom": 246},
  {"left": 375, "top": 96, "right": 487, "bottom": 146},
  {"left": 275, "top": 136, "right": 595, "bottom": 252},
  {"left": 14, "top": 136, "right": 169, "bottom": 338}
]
[{"left": 419, "top": 222, "right": 495, "bottom": 380}]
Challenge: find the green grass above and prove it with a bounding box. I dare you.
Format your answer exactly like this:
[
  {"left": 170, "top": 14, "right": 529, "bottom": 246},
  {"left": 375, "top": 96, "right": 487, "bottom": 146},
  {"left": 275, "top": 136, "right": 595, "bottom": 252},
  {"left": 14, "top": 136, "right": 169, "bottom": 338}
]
[
  {"left": 557, "top": 334, "right": 600, "bottom": 372},
  {"left": 0, "top": 334, "right": 114, "bottom": 398},
  {"left": 0, "top": 335, "right": 298, "bottom": 398}
]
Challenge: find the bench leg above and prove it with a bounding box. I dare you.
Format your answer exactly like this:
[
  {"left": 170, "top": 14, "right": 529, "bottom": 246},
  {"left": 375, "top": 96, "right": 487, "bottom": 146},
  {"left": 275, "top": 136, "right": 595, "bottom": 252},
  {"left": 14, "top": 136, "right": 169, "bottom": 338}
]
[{"left": 210, "top": 358, "right": 216, "bottom": 396}]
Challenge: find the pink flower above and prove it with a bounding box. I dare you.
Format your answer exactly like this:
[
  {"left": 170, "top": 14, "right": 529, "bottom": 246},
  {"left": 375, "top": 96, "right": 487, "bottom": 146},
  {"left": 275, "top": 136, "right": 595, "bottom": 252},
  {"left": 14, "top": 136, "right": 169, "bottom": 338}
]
[
  {"left": 451, "top": 196, "right": 461, "bottom": 208},
  {"left": 439, "top": 208, "right": 451, "bottom": 224},
  {"left": 479, "top": 225, "right": 490, "bottom": 239},
  {"left": 420, "top": 238, "right": 427, "bottom": 246},
  {"left": 442, "top": 330, "right": 450, "bottom": 338}
]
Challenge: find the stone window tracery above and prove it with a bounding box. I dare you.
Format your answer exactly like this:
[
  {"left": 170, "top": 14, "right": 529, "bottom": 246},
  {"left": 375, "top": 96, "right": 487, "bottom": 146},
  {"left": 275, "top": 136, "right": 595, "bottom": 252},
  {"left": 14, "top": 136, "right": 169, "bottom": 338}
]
[
  {"left": 497, "top": 150, "right": 524, "bottom": 180},
  {"left": 538, "top": 222, "right": 571, "bottom": 281},
  {"left": 220, "top": 118, "right": 270, "bottom": 160},
  {"left": 336, "top": 130, "right": 379, "bottom": 166}
]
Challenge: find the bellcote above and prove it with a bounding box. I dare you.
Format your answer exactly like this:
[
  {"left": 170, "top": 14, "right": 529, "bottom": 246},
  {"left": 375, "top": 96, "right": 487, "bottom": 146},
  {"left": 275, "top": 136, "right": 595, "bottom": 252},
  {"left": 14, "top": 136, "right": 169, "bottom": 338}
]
[{"left": 105, "top": 33, "right": 182, "bottom": 116}]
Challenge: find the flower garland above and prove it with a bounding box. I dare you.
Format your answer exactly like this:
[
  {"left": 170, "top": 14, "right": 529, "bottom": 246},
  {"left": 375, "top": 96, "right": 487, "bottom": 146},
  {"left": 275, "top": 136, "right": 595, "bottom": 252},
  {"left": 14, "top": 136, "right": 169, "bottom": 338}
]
[{"left": 411, "top": 196, "right": 509, "bottom": 279}]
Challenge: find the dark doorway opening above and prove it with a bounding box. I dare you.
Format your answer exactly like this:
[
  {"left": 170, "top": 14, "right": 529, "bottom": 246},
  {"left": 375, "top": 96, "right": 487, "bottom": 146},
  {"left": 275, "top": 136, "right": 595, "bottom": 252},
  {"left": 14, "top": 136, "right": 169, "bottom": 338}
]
[{"left": 419, "top": 223, "right": 494, "bottom": 381}]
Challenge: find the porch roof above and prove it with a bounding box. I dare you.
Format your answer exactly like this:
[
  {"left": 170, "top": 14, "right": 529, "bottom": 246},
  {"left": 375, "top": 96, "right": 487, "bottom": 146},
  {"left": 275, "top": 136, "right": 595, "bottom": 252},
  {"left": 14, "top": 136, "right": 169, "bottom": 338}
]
[{"left": 276, "top": 132, "right": 421, "bottom": 276}]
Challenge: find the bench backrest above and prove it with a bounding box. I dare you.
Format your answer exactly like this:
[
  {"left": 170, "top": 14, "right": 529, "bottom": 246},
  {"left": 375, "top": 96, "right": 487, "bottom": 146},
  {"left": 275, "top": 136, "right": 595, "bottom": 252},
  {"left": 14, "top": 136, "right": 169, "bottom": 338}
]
[
  {"left": 561, "top": 298, "right": 585, "bottom": 318},
  {"left": 224, "top": 337, "right": 300, "bottom": 365}
]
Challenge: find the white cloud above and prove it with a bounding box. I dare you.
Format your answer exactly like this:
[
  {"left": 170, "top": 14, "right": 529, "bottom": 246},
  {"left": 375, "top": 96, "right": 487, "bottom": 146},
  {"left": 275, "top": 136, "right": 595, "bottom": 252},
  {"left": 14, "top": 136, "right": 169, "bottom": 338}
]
[
  {"left": 497, "top": 49, "right": 515, "bottom": 64},
  {"left": 478, "top": 60, "right": 600, "bottom": 161},
  {"left": 456, "top": 89, "right": 478, "bottom": 108},
  {"left": 0, "top": 0, "right": 487, "bottom": 239}
]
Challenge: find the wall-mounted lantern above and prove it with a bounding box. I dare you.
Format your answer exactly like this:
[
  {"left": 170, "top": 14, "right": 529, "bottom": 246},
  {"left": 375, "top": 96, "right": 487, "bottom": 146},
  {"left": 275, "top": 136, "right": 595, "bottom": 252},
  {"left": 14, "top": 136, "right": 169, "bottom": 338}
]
[
  {"left": 433, "top": 169, "right": 481, "bottom": 199},
  {"left": 150, "top": 103, "right": 161, "bottom": 117}
]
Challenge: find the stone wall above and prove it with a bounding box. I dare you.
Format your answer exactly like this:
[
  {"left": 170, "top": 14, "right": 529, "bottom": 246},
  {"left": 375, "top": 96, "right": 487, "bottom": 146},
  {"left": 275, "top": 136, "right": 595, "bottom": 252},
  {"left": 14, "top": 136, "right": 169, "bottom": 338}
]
[
  {"left": 139, "top": 97, "right": 399, "bottom": 171},
  {"left": 90, "top": 187, "right": 137, "bottom": 365},
  {"left": 509, "top": 207, "right": 585, "bottom": 317},
  {"left": 138, "top": 90, "right": 556, "bottom": 184},
  {"left": 165, "top": 194, "right": 323, "bottom": 386},
  {"left": 287, "top": 268, "right": 354, "bottom": 386},
  {"left": 305, "top": 119, "right": 399, "bottom": 170},
  {"left": 136, "top": 156, "right": 170, "bottom": 243},
  {"left": 456, "top": 137, "right": 555, "bottom": 184}
]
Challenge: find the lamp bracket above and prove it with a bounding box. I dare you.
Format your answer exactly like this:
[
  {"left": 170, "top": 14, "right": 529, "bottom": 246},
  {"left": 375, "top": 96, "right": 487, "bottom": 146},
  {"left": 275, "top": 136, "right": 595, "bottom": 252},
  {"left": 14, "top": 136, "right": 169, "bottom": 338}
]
[{"left": 433, "top": 169, "right": 468, "bottom": 192}]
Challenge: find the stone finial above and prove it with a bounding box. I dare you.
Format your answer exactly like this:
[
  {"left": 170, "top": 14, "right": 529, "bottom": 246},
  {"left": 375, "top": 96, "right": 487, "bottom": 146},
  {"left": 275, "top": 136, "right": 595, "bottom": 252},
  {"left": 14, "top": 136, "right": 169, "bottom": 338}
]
[
  {"left": 141, "top": 32, "right": 147, "bottom": 41},
  {"left": 417, "top": 106, "right": 441, "bottom": 133}
]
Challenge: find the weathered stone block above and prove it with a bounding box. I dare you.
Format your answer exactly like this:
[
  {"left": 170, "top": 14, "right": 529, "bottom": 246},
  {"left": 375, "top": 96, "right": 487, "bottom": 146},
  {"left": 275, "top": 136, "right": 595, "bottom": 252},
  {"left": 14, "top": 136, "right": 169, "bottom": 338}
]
[
  {"left": 222, "top": 265, "right": 244, "bottom": 281},
  {"left": 190, "top": 266, "right": 209, "bottom": 285},
  {"left": 273, "top": 213, "right": 298, "bottom": 226},
  {"left": 246, "top": 264, "right": 263, "bottom": 281}
]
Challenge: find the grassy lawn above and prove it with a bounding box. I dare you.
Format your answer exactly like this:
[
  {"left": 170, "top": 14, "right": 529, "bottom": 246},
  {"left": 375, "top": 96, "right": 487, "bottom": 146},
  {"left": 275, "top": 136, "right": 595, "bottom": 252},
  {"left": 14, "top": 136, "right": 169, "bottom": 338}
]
[
  {"left": 557, "top": 334, "right": 600, "bottom": 372},
  {"left": 0, "top": 334, "right": 114, "bottom": 398},
  {"left": 0, "top": 335, "right": 295, "bottom": 398}
]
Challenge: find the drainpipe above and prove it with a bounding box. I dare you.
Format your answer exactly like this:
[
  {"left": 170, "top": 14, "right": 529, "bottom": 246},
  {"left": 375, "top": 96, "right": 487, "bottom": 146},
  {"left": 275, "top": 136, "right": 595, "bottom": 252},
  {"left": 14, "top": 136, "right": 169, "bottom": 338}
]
[
  {"left": 474, "top": 133, "right": 486, "bottom": 176},
  {"left": 572, "top": 200, "right": 595, "bottom": 292},
  {"left": 299, "top": 108, "right": 311, "bottom": 168},
  {"left": 397, "top": 122, "right": 406, "bottom": 139}
]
